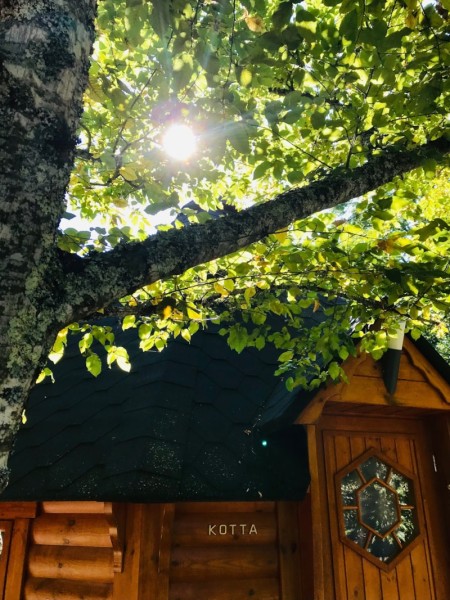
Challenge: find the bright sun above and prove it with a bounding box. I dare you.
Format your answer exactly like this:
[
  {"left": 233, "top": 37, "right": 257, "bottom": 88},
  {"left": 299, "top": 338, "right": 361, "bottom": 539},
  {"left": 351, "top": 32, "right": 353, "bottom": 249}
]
[{"left": 162, "top": 124, "right": 197, "bottom": 160}]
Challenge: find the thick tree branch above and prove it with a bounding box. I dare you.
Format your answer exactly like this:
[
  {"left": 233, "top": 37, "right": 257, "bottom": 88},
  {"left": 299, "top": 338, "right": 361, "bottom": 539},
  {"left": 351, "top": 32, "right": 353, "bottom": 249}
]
[{"left": 64, "top": 137, "right": 450, "bottom": 322}]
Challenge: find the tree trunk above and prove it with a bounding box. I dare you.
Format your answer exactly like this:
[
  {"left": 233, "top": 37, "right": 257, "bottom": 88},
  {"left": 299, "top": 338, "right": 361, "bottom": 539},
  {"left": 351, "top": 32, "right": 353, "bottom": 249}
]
[{"left": 0, "top": 1, "right": 96, "bottom": 488}]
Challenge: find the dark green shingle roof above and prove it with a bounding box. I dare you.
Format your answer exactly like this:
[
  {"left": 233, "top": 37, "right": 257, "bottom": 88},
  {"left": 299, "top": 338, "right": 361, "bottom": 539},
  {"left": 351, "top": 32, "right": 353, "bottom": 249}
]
[{"left": 2, "top": 321, "right": 310, "bottom": 502}]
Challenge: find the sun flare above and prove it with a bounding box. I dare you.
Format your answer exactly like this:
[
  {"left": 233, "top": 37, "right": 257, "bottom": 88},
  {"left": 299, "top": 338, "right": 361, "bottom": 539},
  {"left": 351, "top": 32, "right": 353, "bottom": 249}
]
[{"left": 162, "top": 124, "right": 197, "bottom": 160}]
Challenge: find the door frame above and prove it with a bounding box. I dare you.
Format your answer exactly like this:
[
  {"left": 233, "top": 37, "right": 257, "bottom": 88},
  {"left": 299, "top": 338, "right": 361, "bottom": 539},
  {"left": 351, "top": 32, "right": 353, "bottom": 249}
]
[{"left": 308, "top": 414, "right": 450, "bottom": 600}]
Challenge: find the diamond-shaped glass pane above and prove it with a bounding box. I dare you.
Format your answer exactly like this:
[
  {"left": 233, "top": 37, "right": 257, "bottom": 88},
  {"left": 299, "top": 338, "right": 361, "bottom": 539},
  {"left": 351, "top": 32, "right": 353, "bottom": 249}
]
[
  {"left": 359, "top": 481, "right": 400, "bottom": 535},
  {"left": 343, "top": 510, "right": 368, "bottom": 546},
  {"left": 396, "top": 509, "right": 419, "bottom": 545},
  {"left": 341, "top": 470, "right": 362, "bottom": 505},
  {"left": 389, "top": 470, "right": 415, "bottom": 505},
  {"left": 360, "top": 456, "right": 389, "bottom": 481},
  {"left": 368, "top": 533, "right": 402, "bottom": 562}
]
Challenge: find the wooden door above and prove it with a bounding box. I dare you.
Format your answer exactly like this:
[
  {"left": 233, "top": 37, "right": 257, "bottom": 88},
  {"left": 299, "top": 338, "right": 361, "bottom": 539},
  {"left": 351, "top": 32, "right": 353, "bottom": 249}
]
[{"left": 315, "top": 415, "right": 449, "bottom": 600}]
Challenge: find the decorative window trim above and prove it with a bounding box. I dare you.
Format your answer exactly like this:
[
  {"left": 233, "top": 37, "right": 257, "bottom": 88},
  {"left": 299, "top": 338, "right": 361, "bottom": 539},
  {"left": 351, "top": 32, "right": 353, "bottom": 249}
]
[{"left": 335, "top": 448, "right": 423, "bottom": 572}]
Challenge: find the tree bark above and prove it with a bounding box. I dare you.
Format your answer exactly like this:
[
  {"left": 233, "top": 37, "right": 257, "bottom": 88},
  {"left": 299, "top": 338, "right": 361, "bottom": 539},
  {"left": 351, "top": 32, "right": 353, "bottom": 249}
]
[
  {"left": 64, "top": 137, "right": 450, "bottom": 321},
  {"left": 0, "top": 0, "right": 96, "bottom": 489}
]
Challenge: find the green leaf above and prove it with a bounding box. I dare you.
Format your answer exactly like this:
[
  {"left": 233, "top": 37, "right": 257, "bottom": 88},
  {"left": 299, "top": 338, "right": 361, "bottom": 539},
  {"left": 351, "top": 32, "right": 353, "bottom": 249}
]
[
  {"left": 149, "top": 0, "right": 170, "bottom": 38},
  {"left": 181, "top": 328, "right": 191, "bottom": 343},
  {"left": 385, "top": 268, "right": 403, "bottom": 284},
  {"left": 36, "top": 367, "right": 54, "bottom": 384},
  {"left": 86, "top": 353, "right": 102, "bottom": 377},
  {"left": 279, "top": 350, "right": 294, "bottom": 362},
  {"left": 117, "top": 354, "right": 131, "bottom": 372},
  {"left": 311, "top": 111, "right": 326, "bottom": 129},
  {"left": 328, "top": 361, "right": 340, "bottom": 380},
  {"left": 228, "top": 325, "right": 248, "bottom": 353},
  {"left": 339, "top": 9, "right": 360, "bottom": 42},
  {"left": 240, "top": 68, "right": 253, "bottom": 87},
  {"left": 253, "top": 161, "right": 271, "bottom": 179},
  {"left": 272, "top": 2, "right": 293, "bottom": 30},
  {"left": 139, "top": 323, "right": 152, "bottom": 339},
  {"left": 422, "top": 158, "right": 437, "bottom": 178},
  {"left": 338, "top": 347, "right": 349, "bottom": 361},
  {"left": 228, "top": 123, "right": 250, "bottom": 154},
  {"left": 122, "top": 315, "right": 136, "bottom": 330},
  {"left": 79, "top": 333, "right": 93, "bottom": 353}
]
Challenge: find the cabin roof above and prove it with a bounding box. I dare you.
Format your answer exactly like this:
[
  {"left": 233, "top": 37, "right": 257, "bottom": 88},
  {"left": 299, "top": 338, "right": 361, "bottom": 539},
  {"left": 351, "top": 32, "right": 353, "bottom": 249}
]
[
  {"left": 1, "top": 320, "right": 312, "bottom": 503},
  {"left": 2, "top": 315, "right": 447, "bottom": 503}
]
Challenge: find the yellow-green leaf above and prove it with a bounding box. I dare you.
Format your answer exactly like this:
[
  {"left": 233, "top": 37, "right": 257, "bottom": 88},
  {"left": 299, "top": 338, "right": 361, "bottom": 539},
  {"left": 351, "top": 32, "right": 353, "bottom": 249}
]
[
  {"left": 86, "top": 353, "right": 102, "bottom": 377},
  {"left": 240, "top": 69, "right": 253, "bottom": 86}
]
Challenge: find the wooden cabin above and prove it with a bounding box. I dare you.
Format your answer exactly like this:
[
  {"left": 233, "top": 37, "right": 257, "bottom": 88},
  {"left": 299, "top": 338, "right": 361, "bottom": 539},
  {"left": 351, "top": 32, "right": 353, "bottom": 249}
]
[{"left": 0, "top": 323, "right": 449, "bottom": 600}]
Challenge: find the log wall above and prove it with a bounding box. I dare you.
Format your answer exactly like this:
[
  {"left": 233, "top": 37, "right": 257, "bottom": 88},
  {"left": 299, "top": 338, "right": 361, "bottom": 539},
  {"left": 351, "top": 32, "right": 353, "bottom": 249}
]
[{"left": 23, "top": 502, "right": 115, "bottom": 600}]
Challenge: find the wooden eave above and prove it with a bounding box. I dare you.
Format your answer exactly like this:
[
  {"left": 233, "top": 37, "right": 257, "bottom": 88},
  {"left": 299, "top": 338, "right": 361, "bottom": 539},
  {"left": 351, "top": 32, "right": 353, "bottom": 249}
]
[{"left": 296, "top": 338, "right": 450, "bottom": 425}]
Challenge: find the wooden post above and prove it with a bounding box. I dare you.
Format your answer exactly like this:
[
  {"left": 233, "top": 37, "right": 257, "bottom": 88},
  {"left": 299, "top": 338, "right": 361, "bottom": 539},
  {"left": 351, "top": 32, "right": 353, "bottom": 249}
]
[
  {"left": 113, "top": 504, "right": 167, "bottom": 600},
  {"left": 277, "top": 502, "right": 301, "bottom": 599},
  {"left": 104, "top": 503, "right": 125, "bottom": 573},
  {"left": 4, "top": 519, "right": 31, "bottom": 600},
  {"left": 156, "top": 504, "right": 175, "bottom": 600},
  {"left": 307, "top": 424, "right": 329, "bottom": 600}
]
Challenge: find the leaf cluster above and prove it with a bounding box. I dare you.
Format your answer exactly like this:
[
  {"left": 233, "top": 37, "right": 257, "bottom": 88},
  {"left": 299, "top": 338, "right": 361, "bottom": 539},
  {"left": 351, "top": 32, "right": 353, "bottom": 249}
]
[{"left": 49, "top": 0, "right": 450, "bottom": 388}]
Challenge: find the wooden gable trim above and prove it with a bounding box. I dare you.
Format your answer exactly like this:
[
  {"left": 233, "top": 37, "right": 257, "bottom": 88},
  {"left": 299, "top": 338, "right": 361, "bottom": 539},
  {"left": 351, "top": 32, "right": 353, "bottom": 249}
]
[
  {"left": 403, "top": 337, "right": 450, "bottom": 401},
  {"left": 296, "top": 340, "right": 450, "bottom": 425},
  {"left": 295, "top": 352, "right": 366, "bottom": 425}
]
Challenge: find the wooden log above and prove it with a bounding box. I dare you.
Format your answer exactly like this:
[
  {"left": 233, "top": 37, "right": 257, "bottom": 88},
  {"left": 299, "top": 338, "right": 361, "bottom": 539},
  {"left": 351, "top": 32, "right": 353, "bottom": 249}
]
[
  {"left": 169, "top": 545, "right": 278, "bottom": 582},
  {"left": 0, "top": 502, "right": 37, "bottom": 519},
  {"left": 41, "top": 502, "right": 106, "bottom": 515},
  {"left": 169, "top": 578, "right": 280, "bottom": 600},
  {"left": 175, "top": 501, "right": 275, "bottom": 514},
  {"left": 31, "top": 515, "right": 112, "bottom": 548},
  {"left": 24, "top": 578, "right": 112, "bottom": 600},
  {"left": 28, "top": 546, "right": 114, "bottom": 583},
  {"left": 172, "top": 511, "right": 276, "bottom": 546}
]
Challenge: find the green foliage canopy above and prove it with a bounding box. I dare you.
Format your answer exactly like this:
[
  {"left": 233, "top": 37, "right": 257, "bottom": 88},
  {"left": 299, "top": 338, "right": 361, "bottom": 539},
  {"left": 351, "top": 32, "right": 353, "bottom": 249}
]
[{"left": 55, "top": 0, "right": 450, "bottom": 388}]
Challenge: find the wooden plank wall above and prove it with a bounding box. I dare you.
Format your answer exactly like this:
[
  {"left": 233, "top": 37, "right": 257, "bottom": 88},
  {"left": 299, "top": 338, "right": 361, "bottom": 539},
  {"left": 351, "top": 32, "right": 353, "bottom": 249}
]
[
  {"left": 113, "top": 500, "right": 309, "bottom": 600},
  {"left": 23, "top": 502, "right": 115, "bottom": 600},
  {"left": 168, "top": 501, "right": 281, "bottom": 600}
]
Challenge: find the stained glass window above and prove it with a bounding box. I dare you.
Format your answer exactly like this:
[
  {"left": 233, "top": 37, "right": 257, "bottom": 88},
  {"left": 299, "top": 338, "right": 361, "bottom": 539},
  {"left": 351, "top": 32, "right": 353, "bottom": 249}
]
[{"left": 337, "top": 451, "right": 420, "bottom": 567}]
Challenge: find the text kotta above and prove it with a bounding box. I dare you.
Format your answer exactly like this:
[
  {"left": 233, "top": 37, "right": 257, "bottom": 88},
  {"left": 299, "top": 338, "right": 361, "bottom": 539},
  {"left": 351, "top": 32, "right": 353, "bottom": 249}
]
[{"left": 208, "top": 524, "right": 258, "bottom": 535}]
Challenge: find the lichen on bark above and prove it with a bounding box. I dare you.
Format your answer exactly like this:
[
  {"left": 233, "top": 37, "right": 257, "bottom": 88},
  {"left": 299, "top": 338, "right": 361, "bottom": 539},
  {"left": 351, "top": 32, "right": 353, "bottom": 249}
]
[{"left": 0, "top": 0, "right": 96, "bottom": 490}]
